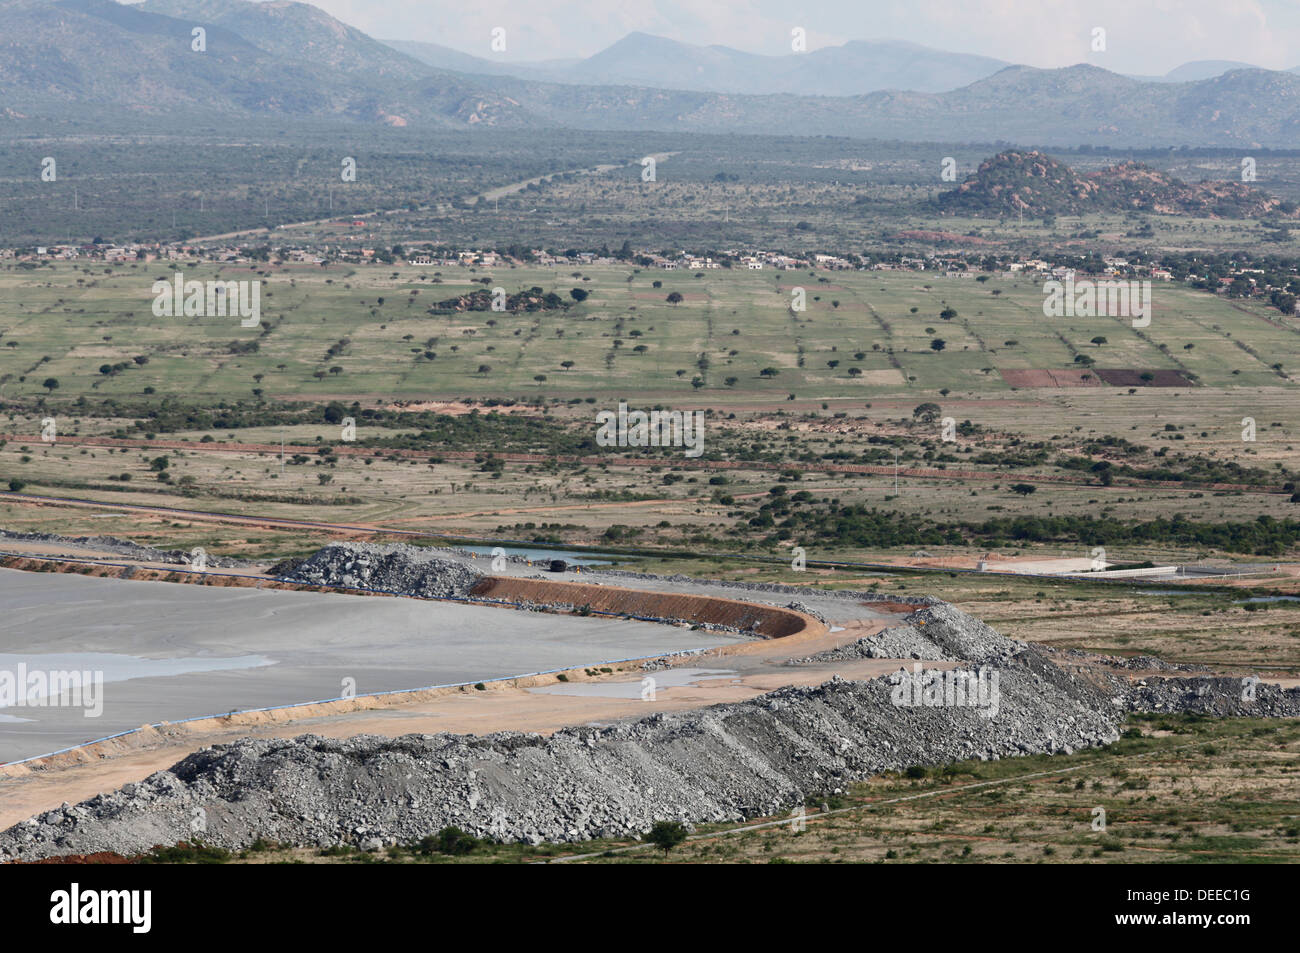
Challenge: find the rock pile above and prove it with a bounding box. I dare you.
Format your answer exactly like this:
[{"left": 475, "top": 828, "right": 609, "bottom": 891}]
[
  {"left": 1124, "top": 675, "right": 1300, "bottom": 717},
  {"left": 0, "top": 529, "right": 241, "bottom": 568},
  {"left": 0, "top": 604, "right": 1124, "bottom": 861},
  {"left": 790, "top": 603, "right": 1027, "bottom": 663},
  {"left": 276, "top": 542, "right": 482, "bottom": 599},
  {"left": 2, "top": 553, "right": 1294, "bottom": 861}
]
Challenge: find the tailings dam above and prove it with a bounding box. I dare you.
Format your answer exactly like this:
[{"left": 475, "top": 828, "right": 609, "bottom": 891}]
[{"left": 0, "top": 567, "right": 748, "bottom": 764}]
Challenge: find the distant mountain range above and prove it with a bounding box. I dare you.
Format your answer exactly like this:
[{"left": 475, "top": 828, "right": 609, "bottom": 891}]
[
  {"left": 391, "top": 34, "right": 1300, "bottom": 96},
  {"left": 389, "top": 33, "right": 1012, "bottom": 96},
  {"left": 938, "top": 150, "right": 1300, "bottom": 219},
  {"left": 3, "top": 0, "right": 1300, "bottom": 147}
]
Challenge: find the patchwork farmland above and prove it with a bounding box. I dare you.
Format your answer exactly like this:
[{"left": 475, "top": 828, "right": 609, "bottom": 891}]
[{"left": 1, "top": 263, "right": 1295, "bottom": 403}]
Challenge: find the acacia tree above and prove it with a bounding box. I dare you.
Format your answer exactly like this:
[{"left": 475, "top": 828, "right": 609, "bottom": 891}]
[
  {"left": 913, "top": 402, "right": 941, "bottom": 423},
  {"left": 646, "top": 821, "right": 688, "bottom": 858}
]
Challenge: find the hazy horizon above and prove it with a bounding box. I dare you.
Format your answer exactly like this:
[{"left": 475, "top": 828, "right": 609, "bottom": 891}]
[{"left": 291, "top": 0, "right": 1299, "bottom": 74}]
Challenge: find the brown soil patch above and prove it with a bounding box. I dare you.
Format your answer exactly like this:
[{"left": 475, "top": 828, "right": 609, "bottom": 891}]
[
  {"left": 999, "top": 368, "right": 1103, "bottom": 388},
  {"left": 1093, "top": 368, "right": 1195, "bottom": 387}
]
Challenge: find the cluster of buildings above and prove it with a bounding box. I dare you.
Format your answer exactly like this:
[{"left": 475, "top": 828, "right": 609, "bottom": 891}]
[
  {"left": 0, "top": 243, "right": 1290, "bottom": 298},
  {"left": 1005, "top": 257, "right": 1175, "bottom": 281},
  {"left": 1, "top": 243, "right": 164, "bottom": 262}
]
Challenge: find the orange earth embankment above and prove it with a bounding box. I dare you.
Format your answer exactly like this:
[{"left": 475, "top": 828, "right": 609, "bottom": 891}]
[{"left": 470, "top": 576, "right": 809, "bottom": 639}]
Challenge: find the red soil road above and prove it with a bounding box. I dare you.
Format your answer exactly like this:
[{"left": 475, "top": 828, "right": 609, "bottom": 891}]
[{"left": 0, "top": 433, "right": 1282, "bottom": 495}]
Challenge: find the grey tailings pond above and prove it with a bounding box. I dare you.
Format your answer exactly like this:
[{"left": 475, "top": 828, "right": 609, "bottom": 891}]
[{"left": 0, "top": 568, "right": 744, "bottom": 763}]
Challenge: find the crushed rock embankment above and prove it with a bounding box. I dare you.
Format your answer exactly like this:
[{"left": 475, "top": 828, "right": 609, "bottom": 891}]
[
  {"left": 787, "top": 603, "right": 1026, "bottom": 663},
  {"left": 3, "top": 583, "right": 1295, "bottom": 861},
  {"left": 0, "top": 602, "right": 1119, "bottom": 860}
]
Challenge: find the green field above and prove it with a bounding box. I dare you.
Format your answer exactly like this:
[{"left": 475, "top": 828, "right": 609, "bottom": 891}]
[{"left": 2, "top": 261, "right": 1297, "bottom": 402}]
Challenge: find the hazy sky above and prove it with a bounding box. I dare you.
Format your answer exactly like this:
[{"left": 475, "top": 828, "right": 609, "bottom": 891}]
[{"left": 308, "top": 0, "right": 1300, "bottom": 73}]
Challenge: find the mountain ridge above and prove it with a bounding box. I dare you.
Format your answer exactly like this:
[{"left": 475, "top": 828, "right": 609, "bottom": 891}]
[{"left": 2, "top": 0, "right": 1298, "bottom": 146}]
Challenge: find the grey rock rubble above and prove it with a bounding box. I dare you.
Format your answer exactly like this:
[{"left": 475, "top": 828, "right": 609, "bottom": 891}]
[
  {"left": 0, "top": 631, "right": 1119, "bottom": 860},
  {"left": 0, "top": 528, "right": 243, "bottom": 568},
  {"left": 2, "top": 540, "right": 1295, "bottom": 862},
  {"left": 7, "top": 599, "right": 1290, "bottom": 863},
  {"left": 787, "top": 603, "right": 1027, "bottom": 664},
  {"left": 1123, "top": 676, "right": 1300, "bottom": 717},
  {"left": 277, "top": 542, "right": 483, "bottom": 599},
  {"left": 1056, "top": 648, "right": 1213, "bottom": 673}
]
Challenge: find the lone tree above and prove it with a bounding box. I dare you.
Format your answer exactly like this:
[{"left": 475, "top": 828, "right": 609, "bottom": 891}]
[
  {"left": 1010, "top": 483, "right": 1037, "bottom": 496},
  {"left": 569, "top": 287, "right": 589, "bottom": 302},
  {"left": 913, "top": 402, "right": 941, "bottom": 423},
  {"left": 929, "top": 338, "right": 946, "bottom": 352},
  {"left": 1090, "top": 336, "right": 1108, "bottom": 346},
  {"left": 42, "top": 377, "right": 59, "bottom": 394},
  {"left": 666, "top": 292, "right": 684, "bottom": 306},
  {"left": 646, "top": 820, "right": 688, "bottom": 859}
]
